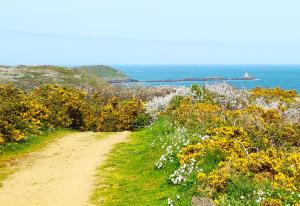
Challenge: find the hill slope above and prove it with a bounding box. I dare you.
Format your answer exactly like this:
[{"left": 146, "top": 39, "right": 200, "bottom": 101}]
[
  {"left": 74, "top": 65, "right": 128, "bottom": 81},
  {"left": 0, "top": 65, "right": 128, "bottom": 90}
]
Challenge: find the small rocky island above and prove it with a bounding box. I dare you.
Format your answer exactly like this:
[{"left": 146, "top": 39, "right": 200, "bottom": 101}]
[{"left": 108, "top": 72, "right": 257, "bottom": 84}]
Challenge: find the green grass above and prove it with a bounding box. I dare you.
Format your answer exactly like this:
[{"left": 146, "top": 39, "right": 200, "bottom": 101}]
[
  {"left": 91, "top": 118, "right": 197, "bottom": 206},
  {"left": 0, "top": 129, "right": 73, "bottom": 185}
]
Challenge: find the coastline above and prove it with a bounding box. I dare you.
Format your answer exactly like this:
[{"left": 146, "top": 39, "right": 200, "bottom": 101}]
[{"left": 107, "top": 76, "right": 257, "bottom": 84}]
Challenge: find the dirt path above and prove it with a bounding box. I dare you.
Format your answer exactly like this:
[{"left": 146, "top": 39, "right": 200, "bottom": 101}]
[{"left": 0, "top": 131, "right": 130, "bottom": 206}]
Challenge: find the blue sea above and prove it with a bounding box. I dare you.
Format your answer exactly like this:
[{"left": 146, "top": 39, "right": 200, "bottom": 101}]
[{"left": 113, "top": 65, "right": 300, "bottom": 92}]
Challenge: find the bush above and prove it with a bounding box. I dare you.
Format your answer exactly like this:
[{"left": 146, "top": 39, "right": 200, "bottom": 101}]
[
  {"left": 148, "top": 85, "right": 300, "bottom": 205},
  {"left": 251, "top": 87, "right": 297, "bottom": 103},
  {"left": 0, "top": 83, "right": 151, "bottom": 143},
  {"left": 0, "top": 84, "right": 49, "bottom": 143},
  {"left": 29, "top": 85, "right": 94, "bottom": 130},
  {"left": 96, "top": 97, "right": 146, "bottom": 132}
]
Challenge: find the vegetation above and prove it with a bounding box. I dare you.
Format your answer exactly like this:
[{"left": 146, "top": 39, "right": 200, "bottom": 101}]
[
  {"left": 92, "top": 118, "right": 197, "bottom": 206},
  {"left": 0, "top": 80, "right": 299, "bottom": 205},
  {"left": 74, "top": 65, "right": 128, "bottom": 80},
  {"left": 0, "top": 83, "right": 152, "bottom": 144},
  {"left": 93, "top": 83, "right": 300, "bottom": 206},
  {"left": 0, "top": 65, "right": 128, "bottom": 90}
]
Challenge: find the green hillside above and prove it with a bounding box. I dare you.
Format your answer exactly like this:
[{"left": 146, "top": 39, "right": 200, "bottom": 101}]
[{"left": 74, "top": 65, "right": 128, "bottom": 80}]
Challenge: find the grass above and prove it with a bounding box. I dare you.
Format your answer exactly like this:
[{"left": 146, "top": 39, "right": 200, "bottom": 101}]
[
  {"left": 0, "top": 129, "right": 73, "bottom": 186},
  {"left": 91, "top": 118, "right": 197, "bottom": 206}
]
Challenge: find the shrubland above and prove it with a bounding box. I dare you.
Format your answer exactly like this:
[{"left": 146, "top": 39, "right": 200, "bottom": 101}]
[
  {"left": 1, "top": 81, "right": 299, "bottom": 206},
  {"left": 0, "top": 83, "right": 163, "bottom": 144},
  {"left": 143, "top": 84, "right": 300, "bottom": 206},
  {"left": 93, "top": 83, "right": 300, "bottom": 206}
]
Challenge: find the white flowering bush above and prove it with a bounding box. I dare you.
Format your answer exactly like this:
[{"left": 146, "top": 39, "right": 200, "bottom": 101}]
[
  {"left": 253, "top": 97, "right": 282, "bottom": 110},
  {"left": 146, "top": 87, "right": 191, "bottom": 117},
  {"left": 205, "top": 83, "right": 249, "bottom": 109},
  {"left": 283, "top": 107, "right": 300, "bottom": 123}
]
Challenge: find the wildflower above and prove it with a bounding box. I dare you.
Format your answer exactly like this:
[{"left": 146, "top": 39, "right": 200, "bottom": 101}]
[
  {"left": 146, "top": 87, "right": 190, "bottom": 117},
  {"left": 205, "top": 83, "right": 249, "bottom": 109},
  {"left": 167, "top": 198, "right": 174, "bottom": 206},
  {"left": 199, "top": 135, "right": 209, "bottom": 140}
]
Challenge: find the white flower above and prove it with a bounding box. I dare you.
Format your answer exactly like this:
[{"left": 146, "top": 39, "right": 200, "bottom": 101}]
[
  {"left": 146, "top": 87, "right": 190, "bottom": 117},
  {"left": 256, "top": 198, "right": 262, "bottom": 203},
  {"left": 167, "top": 198, "right": 174, "bottom": 206},
  {"left": 169, "top": 160, "right": 197, "bottom": 184},
  {"left": 254, "top": 97, "right": 281, "bottom": 109},
  {"left": 283, "top": 107, "right": 300, "bottom": 123},
  {"left": 205, "top": 83, "right": 249, "bottom": 109},
  {"left": 199, "top": 135, "right": 209, "bottom": 140}
]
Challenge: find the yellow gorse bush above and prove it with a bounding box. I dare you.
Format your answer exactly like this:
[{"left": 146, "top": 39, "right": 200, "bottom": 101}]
[
  {"left": 29, "top": 85, "right": 94, "bottom": 130},
  {"left": 0, "top": 83, "right": 149, "bottom": 144},
  {"left": 170, "top": 98, "right": 222, "bottom": 129},
  {"left": 251, "top": 87, "right": 297, "bottom": 103},
  {"left": 167, "top": 87, "right": 299, "bottom": 205},
  {"left": 0, "top": 84, "right": 50, "bottom": 143},
  {"left": 224, "top": 105, "right": 300, "bottom": 147},
  {"left": 178, "top": 126, "right": 251, "bottom": 165},
  {"left": 180, "top": 125, "right": 300, "bottom": 200},
  {"left": 96, "top": 97, "right": 145, "bottom": 132}
]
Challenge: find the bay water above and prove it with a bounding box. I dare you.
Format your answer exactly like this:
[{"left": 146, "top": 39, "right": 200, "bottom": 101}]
[{"left": 114, "top": 65, "right": 300, "bottom": 92}]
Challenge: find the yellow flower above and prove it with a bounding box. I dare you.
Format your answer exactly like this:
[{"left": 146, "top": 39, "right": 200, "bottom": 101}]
[{"left": 197, "top": 172, "right": 206, "bottom": 182}]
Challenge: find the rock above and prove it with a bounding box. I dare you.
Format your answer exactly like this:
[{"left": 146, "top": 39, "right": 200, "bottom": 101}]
[{"left": 191, "top": 196, "right": 216, "bottom": 206}]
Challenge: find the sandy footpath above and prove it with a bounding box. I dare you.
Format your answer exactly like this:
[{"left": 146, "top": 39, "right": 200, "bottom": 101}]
[{"left": 0, "top": 131, "right": 130, "bottom": 206}]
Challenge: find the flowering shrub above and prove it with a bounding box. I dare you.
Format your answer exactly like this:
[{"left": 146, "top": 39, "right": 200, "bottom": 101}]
[
  {"left": 205, "top": 83, "right": 249, "bottom": 109},
  {"left": 225, "top": 105, "right": 300, "bottom": 147},
  {"left": 30, "top": 85, "right": 93, "bottom": 130},
  {"left": 96, "top": 97, "right": 146, "bottom": 132},
  {"left": 283, "top": 106, "right": 300, "bottom": 123},
  {"left": 93, "top": 84, "right": 174, "bottom": 103},
  {"left": 148, "top": 84, "right": 299, "bottom": 205},
  {"left": 145, "top": 87, "right": 190, "bottom": 117},
  {"left": 0, "top": 84, "right": 49, "bottom": 143},
  {"left": 170, "top": 98, "right": 222, "bottom": 130},
  {"left": 251, "top": 87, "right": 297, "bottom": 103},
  {"left": 0, "top": 83, "right": 152, "bottom": 143},
  {"left": 173, "top": 124, "right": 299, "bottom": 205}
]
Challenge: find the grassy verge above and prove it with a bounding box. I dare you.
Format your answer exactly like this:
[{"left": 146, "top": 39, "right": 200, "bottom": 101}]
[
  {"left": 0, "top": 129, "right": 73, "bottom": 185},
  {"left": 91, "top": 118, "right": 196, "bottom": 206}
]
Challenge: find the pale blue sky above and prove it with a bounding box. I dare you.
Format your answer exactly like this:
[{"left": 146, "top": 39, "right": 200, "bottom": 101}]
[{"left": 1, "top": 0, "right": 300, "bottom": 65}]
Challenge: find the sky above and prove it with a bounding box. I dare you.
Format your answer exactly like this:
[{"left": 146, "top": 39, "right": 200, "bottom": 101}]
[{"left": 0, "top": 0, "right": 300, "bottom": 65}]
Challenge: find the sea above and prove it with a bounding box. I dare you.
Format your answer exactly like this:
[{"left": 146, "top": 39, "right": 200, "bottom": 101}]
[{"left": 113, "top": 65, "right": 300, "bottom": 92}]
